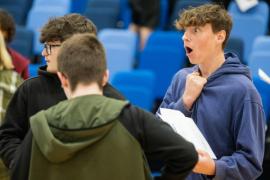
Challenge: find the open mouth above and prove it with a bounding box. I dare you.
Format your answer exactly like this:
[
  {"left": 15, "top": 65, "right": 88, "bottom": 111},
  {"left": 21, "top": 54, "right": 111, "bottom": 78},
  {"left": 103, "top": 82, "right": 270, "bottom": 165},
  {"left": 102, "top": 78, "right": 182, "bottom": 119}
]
[{"left": 185, "top": 46, "right": 193, "bottom": 54}]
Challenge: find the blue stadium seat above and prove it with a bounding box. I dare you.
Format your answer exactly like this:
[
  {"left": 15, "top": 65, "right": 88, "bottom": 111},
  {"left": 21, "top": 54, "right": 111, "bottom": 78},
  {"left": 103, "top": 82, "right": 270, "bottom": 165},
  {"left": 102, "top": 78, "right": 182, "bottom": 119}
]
[
  {"left": 70, "top": 0, "right": 88, "bottom": 13},
  {"left": 119, "top": 0, "right": 131, "bottom": 29},
  {"left": 252, "top": 36, "right": 270, "bottom": 53},
  {"left": 112, "top": 70, "right": 156, "bottom": 111},
  {"left": 29, "top": 63, "right": 42, "bottom": 77},
  {"left": 157, "top": 0, "right": 169, "bottom": 30},
  {"left": 229, "top": 1, "right": 269, "bottom": 64},
  {"left": 0, "top": 0, "right": 33, "bottom": 25},
  {"left": 225, "top": 37, "right": 244, "bottom": 63},
  {"left": 249, "top": 52, "right": 270, "bottom": 122},
  {"left": 98, "top": 29, "right": 137, "bottom": 81},
  {"left": 26, "top": 7, "right": 67, "bottom": 55},
  {"left": 138, "top": 31, "right": 186, "bottom": 100},
  {"left": 84, "top": 0, "right": 120, "bottom": 31},
  {"left": 167, "top": 0, "right": 211, "bottom": 30},
  {"left": 33, "top": 0, "right": 71, "bottom": 10},
  {"left": 10, "top": 26, "right": 34, "bottom": 60},
  {"left": 229, "top": 1, "right": 269, "bottom": 20}
]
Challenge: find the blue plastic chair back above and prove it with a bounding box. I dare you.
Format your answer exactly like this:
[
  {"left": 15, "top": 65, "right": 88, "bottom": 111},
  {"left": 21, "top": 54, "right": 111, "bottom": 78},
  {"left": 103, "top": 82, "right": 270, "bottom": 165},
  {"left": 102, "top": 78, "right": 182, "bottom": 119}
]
[
  {"left": 33, "top": 0, "right": 71, "bottom": 10},
  {"left": 249, "top": 52, "right": 270, "bottom": 122},
  {"left": 167, "top": 0, "right": 211, "bottom": 30},
  {"left": 0, "top": 0, "right": 33, "bottom": 25},
  {"left": 98, "top": 29, "right": 137, "bottom": 81},
  {"left": 119, "top": 0, "right": 131, "bottom": 29},
  {"left": 112, "top": 70, "right": 156, "bottom": 111},
  {"left": 27, "top": 7, "right": 67, "bottom": 55},
  {"left": 138, "top": 31, "right": 186, "bottom": 99},
  {"left": 84, "top": 0, "right": 120, "bottom": 31},
  {"left": 225, "top": 37, "right": 244, "bottom": 63},
  {"left": 229, "top": 1, "right": 269, "bottom": 20},
  {"left": 10, "top": 26, "right": 34, "bottom": 60},
  {"left": 112, "top": 70, "right": 155, "bottom": 90},
  {"left": 70, "top": 0, "right": 88, "bottom": 13},
  {"left": 157, "top": 0, "right": 169, "bottom": 30},
  {"left": 230, "top": 15, "right": 267, "bottom": 65},
  {"left": 228, "top": 1, "right": 269, "bottom": 64},
  {"left": 252, "top": 36, "right": 270, "bottom": 53}
]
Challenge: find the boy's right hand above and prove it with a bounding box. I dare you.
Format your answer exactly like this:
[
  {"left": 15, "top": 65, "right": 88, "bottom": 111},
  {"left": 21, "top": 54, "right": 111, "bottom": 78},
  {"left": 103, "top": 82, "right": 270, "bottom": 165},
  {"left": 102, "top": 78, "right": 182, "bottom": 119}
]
[{"left": 182, "top": 72, "right": 207, "bottom": 110}]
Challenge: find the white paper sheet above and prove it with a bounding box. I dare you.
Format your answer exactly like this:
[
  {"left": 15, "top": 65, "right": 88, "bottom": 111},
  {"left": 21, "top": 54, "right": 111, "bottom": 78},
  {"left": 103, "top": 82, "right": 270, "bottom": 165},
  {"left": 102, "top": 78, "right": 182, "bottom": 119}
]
[
  {"left": 258, "top": 68, "right": 270, "bottom": 84},
  {"left": 158, "top": 108, "right": 217, "bottom": 159},
  {"left": 235, "top": 0, "right": 258, "bottom": 12}
]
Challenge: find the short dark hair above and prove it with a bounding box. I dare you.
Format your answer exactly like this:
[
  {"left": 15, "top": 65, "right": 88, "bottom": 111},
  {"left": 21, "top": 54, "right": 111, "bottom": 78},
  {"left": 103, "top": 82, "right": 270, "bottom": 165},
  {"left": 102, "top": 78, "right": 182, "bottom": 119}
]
[
  {"left": 57, "top": 33, "right": 107, "bottom": 91},
  {"left": 40, "top": 13, "right": 97, "bottom": 43},
  {"left": 176, "top": 4, "right": 232, "bottom": 49},
  {"left": 0, "top": 8, "right": 15, "bottom": 43}
]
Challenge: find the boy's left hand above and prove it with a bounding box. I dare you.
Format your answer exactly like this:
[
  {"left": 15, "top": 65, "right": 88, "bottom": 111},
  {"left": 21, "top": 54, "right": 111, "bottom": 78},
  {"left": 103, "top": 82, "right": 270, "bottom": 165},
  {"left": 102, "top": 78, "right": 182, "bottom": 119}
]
[{"left": 193, "top": 149, "right": 216, "bottom": 176}]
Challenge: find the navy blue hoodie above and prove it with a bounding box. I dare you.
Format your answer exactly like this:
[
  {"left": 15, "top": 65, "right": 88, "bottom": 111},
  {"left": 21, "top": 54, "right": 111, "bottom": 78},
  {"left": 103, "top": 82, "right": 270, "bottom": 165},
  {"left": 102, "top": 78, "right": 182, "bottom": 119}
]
[{"left": 159, "top": 53, "right": 265, "bottom": 180}]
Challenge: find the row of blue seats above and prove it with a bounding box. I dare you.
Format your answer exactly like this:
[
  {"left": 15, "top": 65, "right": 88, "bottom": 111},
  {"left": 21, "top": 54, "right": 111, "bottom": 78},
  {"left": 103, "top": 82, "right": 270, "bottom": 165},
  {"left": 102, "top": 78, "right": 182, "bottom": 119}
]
[
  {"left": 9, "top": 25, "right": 268, "bottom": 110},
  {"left": 6, "top": 0, "right": 270, "bottom": 64},
  {"left": 4, "top": 0, "right": 270, "bottom": 115},
  {"left": 0, "top": 0, "right": 209, "bottom": 29}
]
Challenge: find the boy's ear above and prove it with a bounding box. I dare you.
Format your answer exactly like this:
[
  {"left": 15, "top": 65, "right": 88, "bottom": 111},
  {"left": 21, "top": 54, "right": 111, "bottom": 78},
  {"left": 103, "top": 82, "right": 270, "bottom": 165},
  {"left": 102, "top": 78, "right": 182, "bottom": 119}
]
[
  {"left": 57, "top": 72, "right": 68, "bottom": 88},
  {"left": 102, "top": 70, "right": 109, "bottom": 87},
  {"left": 217, "top": 30, "right": 226, "bottom": 43}
]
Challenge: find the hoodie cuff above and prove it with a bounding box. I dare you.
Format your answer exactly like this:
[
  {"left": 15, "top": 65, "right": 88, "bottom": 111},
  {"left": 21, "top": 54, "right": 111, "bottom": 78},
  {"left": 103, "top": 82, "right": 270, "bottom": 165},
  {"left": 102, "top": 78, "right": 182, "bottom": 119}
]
[
  {"left": 212, "top": 160, "right": 226, "bottom": 180},
  {"left": 174, "top": 97, "right": 192, "bottom": 117}
]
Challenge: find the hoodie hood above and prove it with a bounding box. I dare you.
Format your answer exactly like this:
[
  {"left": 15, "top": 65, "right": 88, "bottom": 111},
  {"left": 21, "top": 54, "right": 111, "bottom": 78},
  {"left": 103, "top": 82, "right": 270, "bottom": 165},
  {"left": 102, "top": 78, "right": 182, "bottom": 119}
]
[
  {"left": 192, "top": 53, "right": 251, "bottom": 82},
  {"left": 30, "top": 95, "right": 128, "bottom": 163},
  {"left": 209, "top": 53, "right": 251, "bottom": 81}
]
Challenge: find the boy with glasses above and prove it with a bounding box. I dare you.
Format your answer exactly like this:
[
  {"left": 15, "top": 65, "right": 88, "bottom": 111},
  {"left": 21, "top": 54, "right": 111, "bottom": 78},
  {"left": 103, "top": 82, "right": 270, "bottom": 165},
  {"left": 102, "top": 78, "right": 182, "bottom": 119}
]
[{"left": 0, "top": 14, "right": 124, "bottom": 171}]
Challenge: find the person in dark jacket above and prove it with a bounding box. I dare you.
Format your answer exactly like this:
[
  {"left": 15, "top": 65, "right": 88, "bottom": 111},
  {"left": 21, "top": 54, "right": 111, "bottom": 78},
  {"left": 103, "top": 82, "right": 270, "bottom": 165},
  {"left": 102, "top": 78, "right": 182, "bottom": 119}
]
[
  {"left": 11, "top": 33, "right": 198, "bottom": 180},
  {"left": 128, "top": 0, "right": 160, "bottom": 49},
  {"left": 158, "top": 4, "right": 265, "bottom": 180},
  {"left": 0, "top": 13, "right": 125, "bottom": 172}
]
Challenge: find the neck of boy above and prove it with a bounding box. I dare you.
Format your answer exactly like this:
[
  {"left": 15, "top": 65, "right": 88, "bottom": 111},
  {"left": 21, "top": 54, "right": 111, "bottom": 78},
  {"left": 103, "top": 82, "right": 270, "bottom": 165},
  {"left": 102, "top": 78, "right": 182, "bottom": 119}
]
[
  {"left": 199, "top": 52, "right": 225, "bottom": 78},
  {"left": 70, "top": 83, "right": 103, "bottom": 99}
]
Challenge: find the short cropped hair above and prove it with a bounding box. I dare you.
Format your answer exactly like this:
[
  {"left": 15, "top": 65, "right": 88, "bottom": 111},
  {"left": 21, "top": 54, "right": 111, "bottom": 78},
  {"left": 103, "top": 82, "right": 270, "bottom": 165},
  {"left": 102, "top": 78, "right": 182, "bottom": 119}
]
[
  {"left": 57, "top": 33, "right": 107, "bottom": 91},
  {"left": 40, "top": 13, "right": 97, "bottom": 43},
  {"left": 176, "top": 4, "right": 232, "bottom": 49},
  {"left": 0, "top": 9, "right": 15, "bottom": 43}
]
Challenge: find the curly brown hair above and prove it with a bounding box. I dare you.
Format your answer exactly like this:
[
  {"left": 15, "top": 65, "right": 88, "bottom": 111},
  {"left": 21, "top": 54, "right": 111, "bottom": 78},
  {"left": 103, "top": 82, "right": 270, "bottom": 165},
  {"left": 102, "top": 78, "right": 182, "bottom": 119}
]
[
  {"left": 0, "top": 9, "right": 15, "bottom": 43},
  {"left": 40, "top": 13, "right": 97, "bottom": 43},
  {"left": 176, "top": 4, "right": 232, "bottom": 49}
]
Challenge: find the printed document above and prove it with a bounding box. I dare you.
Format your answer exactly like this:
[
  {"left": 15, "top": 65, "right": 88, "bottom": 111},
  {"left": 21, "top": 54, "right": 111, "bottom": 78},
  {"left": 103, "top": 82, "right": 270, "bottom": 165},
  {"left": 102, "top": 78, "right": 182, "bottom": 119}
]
[{"left": 158, "top": 108, "right": 217, "bottom": 159}]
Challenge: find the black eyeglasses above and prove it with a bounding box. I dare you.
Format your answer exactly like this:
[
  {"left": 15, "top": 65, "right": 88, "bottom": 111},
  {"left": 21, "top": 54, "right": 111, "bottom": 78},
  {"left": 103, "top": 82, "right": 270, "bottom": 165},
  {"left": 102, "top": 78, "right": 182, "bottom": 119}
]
[{"left": 44, "top": 43, "right": 61, "bottom": 55}]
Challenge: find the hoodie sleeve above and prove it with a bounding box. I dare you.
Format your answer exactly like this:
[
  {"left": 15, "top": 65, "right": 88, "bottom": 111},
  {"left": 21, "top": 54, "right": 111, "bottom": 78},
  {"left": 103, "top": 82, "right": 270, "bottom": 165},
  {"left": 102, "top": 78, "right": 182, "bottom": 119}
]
[
  {"left": 0, "top": 82, "right": 29, "bottom": 168},
  {"left": 214, "top": 100, "right": 265, "bottom": 180},
  {"left": 157, "top": 71, "right": 192, "bottom": 117},
  {"left": 120, "top": 106, "right": 198, "bottom": 179}
]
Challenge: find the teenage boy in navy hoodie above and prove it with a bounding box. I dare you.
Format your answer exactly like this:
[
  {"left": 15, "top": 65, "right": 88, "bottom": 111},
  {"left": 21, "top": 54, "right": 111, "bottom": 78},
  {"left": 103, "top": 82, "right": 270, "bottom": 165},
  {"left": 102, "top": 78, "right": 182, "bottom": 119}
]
[{"left": 158, "top": 4, "right": 265, "bottom": 180}]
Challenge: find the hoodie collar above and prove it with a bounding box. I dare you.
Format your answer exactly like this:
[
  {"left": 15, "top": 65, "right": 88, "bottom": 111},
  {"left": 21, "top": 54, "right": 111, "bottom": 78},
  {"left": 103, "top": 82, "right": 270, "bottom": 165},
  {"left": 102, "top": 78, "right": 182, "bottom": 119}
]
[{"left": 194, "top": 53, "right": 251, "bottom": 82}]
